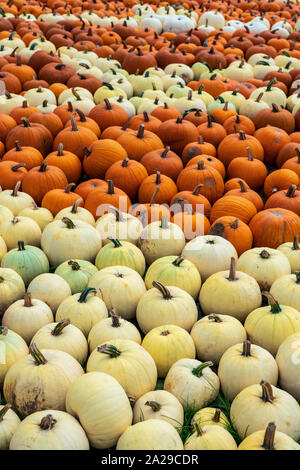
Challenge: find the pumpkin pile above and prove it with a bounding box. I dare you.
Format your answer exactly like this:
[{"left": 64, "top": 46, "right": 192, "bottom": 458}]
[{"left": 1, "top": 0, "right": 300, "bottom": 453}]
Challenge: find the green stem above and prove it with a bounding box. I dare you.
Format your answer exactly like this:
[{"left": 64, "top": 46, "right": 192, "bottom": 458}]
[
  {"left": 97, "top": 343, "right": 121, "bottom": 357},
  {"left": 262, "top": 292, "right": 282, "bottom": 314},
  {"left": 51, "top": 319, "right": 70, "bottom": 336},
  {"left": 29, "top": 342, "right": 48, "bottom": 365},
  {"left": 145, "top": 401, "right": 161, "bottom": 412},
  {"left": 192, "top": 361, "right": 213, "bottom": 377},
  {"left": 172, "top": 256, "right": 184, "bottom": 267},
  {"left": 78, "top": 287, "right": 97, "bottom": 303}
]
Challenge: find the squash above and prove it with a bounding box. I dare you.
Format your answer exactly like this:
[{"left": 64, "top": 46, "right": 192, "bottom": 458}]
[
  {"left": 238, "top": 422, "right": 300, "bottom": 450},
  {"left": 0, "top": 405, "right": 21, "bottom": 450},
  {"left": 9, "top": 410, "right": 89, "bottom": 450},
  {"left": 66, "top": 371, "right": 133, "bottom": 449},
  {"left": 54, "top": 200, "right": 96, "bottom": 227},
  {"left": 142, "top": 324, "right": 196, "bottom": 378},
  {"left": 133, "top": 390, "right": 184, "bottom": 428},
  {"left": 89, "top": 266, "right": 146, "bottom": 320},
  {"left": 230, "top": 381, "right": 300, "bottom": 441},
  {"left": 2, "top": 293, "right": 54, "bottom": 345},
  {"left": 236, "top": 247, "right": 291, "bottom": 290},
  {"left": 54, "top": 259, "right": 98, "bottom": 294},
  {"left": 27, "top": 273, "right": 71, "bottom": 314},
  {"left": 270, "top": 272, "right": 300, "bottom": 312},
  {"left": 3, "top": 343, "right": 84, "bottom": 418},
  {"left": 199, "top": 258, "right": 261, "bottom": 322},
  {"left": 0, "top": 267, "right": 25, "bottom": 315},
  {"left": 0, "top": 326, "right": 28, "bottom": 387},
  {"left": 0, "top": 216, "right": 42, "bottom": 250},
  {"left": 278, "top": 236, "right": 300, "bottom": 273},
  {"left": 190, "top": 314, "right": 247, "bottom": 365},
  {"left": 88, "top": 309, "right": 141, "bottom": 352},
  {"left": 56, "top": 287, "right": 108, "bottom": 338},
  {"left": 137, "top": 216, "right": 186, "bottom": 266},
  {"left": 116, "top": 419, "right": 184, "bottom": 450},
  {"left": 18, "top": 202, "right": 53, "bottom": 231},
  {"left": 1, "top": 241, "right": 49, "bottom": 286},
  {"left": 218, "top": 341, "right": 278, "bottom": 401},
  {"left": 144, "top": 255, "right": 201, "bottom": 300},
  {"left": 164, "top": 359, "right": 220, "bottom": 410},
  {"left": 95, "top": 238, "right": 146, "bottom": 276},
  {"left": 87, "top": 339, "right": 157, "bottom": 399},
  {"left": 95, "top": 209, "right": 143, "bottom": 246},
  {"left": 276, "top": 331, "right": 300, "bottom": 401},
  {"left": 193, "top": 407, "right": 230, "bottom": 430},
  {"left": 31, "top": 320, "right": 88, "bottom": 366},
  {"left": 245, "top": 292, "right": 300, "bottom": 356},
  {"left": 184, "top": 423, "right": 237, "bottom": 450},
  {"left": 41, "top": 217, "right": 102, "bottom": 267},
  {"left": 0, "top": 182, "right": 34, "bottom": 215},
  {"left": 137, "top": 282, "right": 198, "bottom": 334},
  {"left": 182, "top": 235, "right": 238, "bottom": 282}
]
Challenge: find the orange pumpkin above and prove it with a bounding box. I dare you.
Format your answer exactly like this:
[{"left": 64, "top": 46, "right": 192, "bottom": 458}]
[
  {"left": 53, "top": 116, "right": 98, "bottom": 161},
  {"left": 83, "top": 139, "right": 128, "bottom": 179},
  {"left": 224, "top": 179, "right": 264, "bottom": 211},
  {"left": 105, "top": 158, "right": 148, "bottom": 200},
  {"left": 45, "top": 143, "right": 82, "bottom": 183},
  {"left": 140, "top": 146, "right": 183, "bottom": 181},
  {"left": 41, "top": 183, "right": 84, "bottom": 216},
  {"left": 264, "top": 169, "right": 299, "bottom": 198},
  {"left": 170, "top": 184, "right": 211, "bottom": 217},
  {"left": 0, "top": 161, "right": 27, "bottom": 190},
  {"left": 2, "top": 141, "right": 43, "bottom": 170},
  {"left": 138, "top": 171, "right": 178, "bottom": 205},
  {"left": 210, "top": 195, "right": 257, "bottom": 224},
  {"left": 5, "top": 118, "right": 53, "bottom": 157},
  {"left": 84, "top": 180, "right": 131, "bottom": 219},
  {"left": 254, "top": 125, "right": 290, "bottom": 166},
  {"left": 217, "top": 130, "right": 264, "bottom": 167},
  {"left": 227, "top": 148, "right": 268, "bottom": 191},
  {"left": 197, "top": 116, "right": 227, "bottom": 147},
  {"left": 117, "top": 125, "right": 164, "bottom": 161},
  {"left": 264, "top": 184, "right": 300, "bottom": 216},
  {"left": 157, "top": 117, "right": 199, "bottom": 156},
  {"left": 74, "top": 179, "right": 107, "bottom": 201},
  {"left": 89, "top": 98, "right": 128, "bottom": 131},
  {"left": 209, "top": 216, "right": 253, "bottom": 256}
]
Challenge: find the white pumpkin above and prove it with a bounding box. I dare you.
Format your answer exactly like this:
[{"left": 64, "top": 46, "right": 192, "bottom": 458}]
[
  {"left": 0, "top": 405, "right": 21, "bottom": 450},
  {"left": 276, "top": 331, "right": 300, "bottom": 401},
  {"left": 0, "top": 326, "right": 28, "bottom": 387},
  {"left": 27, "top": 273, "right": 71, "bottom": 313},
  {"left": 96, "top": 208, "right": 143, "bottom": 246},
  {"left": 238, "top": 422, "right": 300, "bottom": 450},
  {"left": 0, "top": 268, "right": 25, "bottom": 316},
  {"left": 184, "top": 423, "right": 237, "bottom": 450},
  {"left": 0, "top": 216, "right": 41, "bottom": 250},
  {"left": 0, "top": 182, "right": 34, "bottom": 215},
  {"left": 270, "top": 273, "right": 300, "bottom": 312},
  {"left": 133, "top": 390, "right": 184, "bottom": 427},
  {"left": 277, "top": 236, "right": 300, "bottom": 273}
]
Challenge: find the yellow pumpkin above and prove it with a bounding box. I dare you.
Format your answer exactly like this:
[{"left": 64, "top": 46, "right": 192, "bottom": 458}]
[
  {"left": 95, "top": 238, "right": 146, "bottom": 276},
  {"left": 0, "top": 268, "right": 25, "bottom": 315},
  {"left": 184, "top": 423, "right": 237, "bottom": 450},
  {"left": 133, "top": 390, "right": 184, "bottom": 428},
  {"left": 19, "top": 203, "right": 53, "bottom": 231},
  {"left": 95, "top": 209, "right": 143, "bottom": 246},
  {"left": 0, "top": 216, "right": 42, "bottom": 250},
  {"left": 270, "top": 273, "right": 300, "bottom": 312},
  {"left": 276, "top": 331, "right": 300, "bottom": 401},
  {"left": 238, "top": 422, "right": 300, "bottom": 450},
  {"left": 27, "top": 273, "right": 71, "bottom": 313},
  {"left": 193, "top": 407, "right": 230, "bottom": 430},
  {"left": 0, "top": 326, "right": 28, "bottom": 387},
  {"left": 278, "top": 236, "right": 300, "bottom": 273}
]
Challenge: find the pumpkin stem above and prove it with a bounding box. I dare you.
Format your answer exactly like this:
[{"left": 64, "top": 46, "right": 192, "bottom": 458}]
[
  {"left": 152, "top": 281, "right": 172, "bottom": 299},
  {"left": 29, "top": 342, "right": 48, "bottom": 365},
  {"left": 286, "top": 184, "right": 297, "bottom": 198},
  {"left": 212, "top": 408, "right": 221, "bottom": 423},
  {"left": 107, "top": 180, "right": 115, "bottom": 195},
  {"left": 70, "top": 115, "right": 78, "bottom": 132},
  {"left": 238, "top": 130, "right": 246, "bottom": 141},
  {"left": 24, "top": 292, "right": 33, "bottom": 307},
  {"left": 70, "top": 198, "right": 83, "bottom": 213},
  {"left": 11, "top": 181, "right": 21, "bottom": 197},
  {"left": 57, "top": 143, "right": 64, "bottom": 156},
  {"left": 296, "top": 148, "right": 300, "bottom": 164},
  {"left": 67, "top": 101, "right": 74, "bottom": 112},
  {"left": 160, "top": 147, "right": 170, "bottom": 159},
  {"left": 64, "top": 183, "right": 76, "bottom": 194},
  {"left": 150, "top": 187, "right": 160, "bottom": 205},
  {"left": 262, "top": 291, "right": 282, "bottom": 314},
  {"left": 197, "top": 160, "right": 205, "bottom": 170},
  {"left": 145, "top": 401, "right": 161, "bottom": 412},
  {"left": 78, "top": 287, "right": 97, "bottom": 303},
  {"left": 295, "top": 271, "right": 300, "bottom": 284},
  {"left": 104, "top": 98, "right": 112, "bottom": 110},
  {"left": 246, "top": 147, "right": 254, "bottom": 161},
  {"left": 260, "top": 249, "right": 270, "bottom": 259},
  {"left": 208, "top": 313, "right": 222, "bottom": 322},
  {"left": 266, "top": 78, "right": 276, "bottom": 91},
  {"left": 242, "top": 340, "right": 252, "bottom": 357},
  {"left": 271, "top": 103, "right": 279, "bottom": 113},
  {"left": 51, "top": 319, "right": 70, "bottom": 336},
  {"left": 192, "top": 361, "right": 213, "bottom": 377},
  {"left": 172, "top": 256, "right": 184, "bottom": 267},
  {"left": 68, "top": 260, "right": 81, "bottom": 270},
  {"left": 260, "top": 380, "right": 274, "bottom": 403},
  {"left": 109, "top": 237, "right": 122, "bottom": 248},
  {"left": 228, "top": 257, "right": 236, "bottom": 281},
  {"left": 192, "top": 419, "right": 204, "bottom": 437},
  {"left": 14, "top": 141, "right": 22, "bottom": 152},
  {"left": 155, "top": 171, "right": 161, "bottom": 185},
  {"left": 143, "top": 111, "right": 149, "bottom": 122},
  {"left": 0, "top": 404, "right": 11, "bottom": 422},
  {"left": 256, "top": 93, "right": 264, "bottom": 103},
  {"left": 190, "top": 183, "right": 203, "bottom": 196},
  {"left": 293, "top": 235, "right": 299, "bottom": 250},
  {"left": 20, "top": 117, "right": 31, "bottom": 128},
  {"left": 0, "top": 326, "right": 8, "bottom": 335},
  {"left": 121, "top": 158, "right": 129, "bottom": 167},
  {"left": 97, "top": 343, "right": 121, "bottom": 357},
  {"left": 160, "top": 214, "right": 169, "bottom": 229},
  {"left": 238, "top": 179, "right": 248, "bottom": 193},
  {"left": 137, "top": 124, "right": 144, "bottom": 139},
  {"left": 39, "top": 414, "right": 57, "bottom": 430},
  {"left": 18, "top": 240, "right": 25, "bottom": 251},
  {"left": 109, "top": 308, "right": 121, "bottom": 327},
  {"left": 262, "top": 422, "right": 276, "bottom": 450},
  {"left": 76, "top": 108, "right": 87, "bottom": 122},
  {"left": 38, "top": 161, "right": 48, "bottom": 172},
  {"left": 61, "top": 217, "right": 76, "bottom": 229}
]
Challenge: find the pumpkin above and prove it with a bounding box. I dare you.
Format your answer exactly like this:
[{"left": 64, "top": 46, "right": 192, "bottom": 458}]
[
  {"left": 116, "top": 419, "right": 183, "bottom": 451},
  {"left": 88, "top": 309, "right": 141, "bottom": 352},
  {"left": 27, "top": 273, "right": 71, "bottom": 314},
  {"left": 1, "top": 241, "right": 49, "bottom": 286},
  {"left": 0, "top": 182, "right": 34, "bottom": 215},
  {"left": 66, "top": 371, "right": 133, "bottom": 449},
  {"left": 96, "top": 208, "right": 143, "bottom": 246},
  {"left": 224, "top": 178, "right": 250, "bottom": 193},
  {"left": 277, "top": 236, "right": 300, "bottom": 273},
  {"left": 45, "top": 144, "right": 82, "bottom": 184},
  {"left": 133, "top": 390, "right": 184, "bottom": 427},
  {"left": 89, "top": 99, "right": 128, "bottom": 130},
  {"left": 18, "top": 202, "right": 53, "bottom": 231},
  {"left": 105, "top": 158, "right": 148, "bottom": 200},
  {"left": 0, "top": 404, "right": 21, "bottom": 450},
  {"left": 129, "top": 112, "right": 161, "bottom": 134},
  {"left": 245, "top": 292, "right": 300, "bottom": 356},
  {"left": 3, "top": 343, "right": 84, "bottom": 418},
  {"left": 170, "top": 185, "right": 211, "bottom": 218},
  {"left": 142, "top": 324, "right": 195, "bottom": 378},
  {"left": 182, "top": 235, "right": 238, "bottom": 282},
  {"left": 156, "top": 116, "right": 199, "bottom": 155},
  {"left": 0, "top": 161, "right": 27, "bottom": 190},
  {"left": 64, "top": 109, "right": 101, "bottom": 137},
  {"left": 0, "top": 215, "right": 41, "bottom": 250},
  {"left": 138, "top": 171, "right": 177, "bottom": 205},
  {"left": 140, "top": 147, "right": 183, "bottom": 182},
  {"left": 193, "top": 407, "right": 230, "bottom": 430},
  {"left": 41, "top": 217, "right": 102, "bottom": 267},
  {"left": 164, "top": 359, "right": 220, "bottom": 410},
  {"left": 2, "top": 141, "right": 43, "bottom": 170},
  {"left": 184, "top": 423, "right": 237, "bottom": 451},
  {"left": 265, "top": 185, "right": 300, "bottom": 215},
  {"left": 9, "top": 410, "right": 89, "bottom": 450},
  {"left": 227, "top": 148, "right": 268, "bottom": 191},
  {"left": 254, "top": 103, "right": 295, "bottom": 134},
  {"left": 54, "top": 259, "right": 97, "bottom": 295},
  {"left": 0, "top": 326, "right": 28, "bottom": 387},
  {"left": 0, "top": 114, "right": 17, "bottom": 142},
  {"left": 87, "top": 339, "right": 157, "bottom": 399},
  {"left": 238, "top": 423, "right": 300, "bottom": 451},
  {"left": 218, "top": 340, "right": 278, "bottom": 401},
  {"left": 223, "top": 114, "right": 256, "bottom": 135},
  {"left": 2, "top": 292, "right": 54, "bottom": 345},
  {"left": 83, "top": 139, "right": 128, "bottom": 179},
  {"left": 197, "top": 116, "right": 227, "bottom": 147},
  {"left": 254, "top": 125, "right": 290, "bottom": 166},
  {"left": 31, "top": 319, "right": 88, "bottom": 366},
  {"left": 5, "top": 118, "right": 53, "bottom": 157},
  {"left": 84, "top": 180, "right": 131, "bottom": 219},
  {"left": 217, "top": 130, "right": 264, "bottom": 167},
  {"left": 210, "top": 194, "right": 256, "bottom": 225},
  {"left": 186, "top": 154, "right": 226, "bottom": 180},
  {"left": 224, "top": 179, "right": 264, "bottom": 212},
  {"left": 209, "top": 217, "right": 253, "bottom": 256},
  {"left": 95, "top": 238, "right": 145, "bottom": 277},
  {"left": 89, "top": 266, "right": 146, "bottom": 321},
  {"left": 230, "top": 381, "right": 300, "bottom": 441},
  {"left": 191, "top": 314, "right": 246, "bottom": 365},
  {"left": 41, "top": 184, "right": 83, "bottom": 217},
  {"left": 117, "top": 124, "right": 164, "bottom": 162},
  {"left": 136, "top": 282, "right": 197, "bottom": 334}
]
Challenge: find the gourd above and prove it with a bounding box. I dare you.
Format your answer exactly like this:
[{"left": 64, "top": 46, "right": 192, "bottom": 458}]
[
  {"left": 190, "top": 314, "right": 247, "bottom": 365},
  {"left": 116, "top": 419, "right": 184, "bottom": 451},
  {"left": 0, "top": 326, "right": 28, "bottom": 387},
  {"left": 0, "top": 405, "right": 21, "bottom": 450},
  {"left": 278, "top": 236, "right": 300, "bottom": 273},
  {"left": 276, "top": 332, "right": 300, "bottom": 401},
  {"left": 0, "top": 268, "right": 25, "bottom": 315},
  {"left": 244, "top": 292, "right": 300, "bottom": 356},
  {"left": 88, "top": 309, "right": 141, "bottom": 352},
  {"left": 236, "top": 247, "right": 291, "bottom": 290},
  {"left": 1, "top": 241, "right": 49, "bottom": 286},
  {"left": 137, "top": 216, "right": 186, "bottom": 266},
  {"left": 86, "top": 339, "right": 157, "bottom": 400},
  {"left": 133, "top": 390, "right": 184, "bottom": 428},
  {"left": 184, "top": 423, "right": 237, "bottom": 450},
  {"left": 31, "top": 320, "right": 88, "bottom": 366},
  {"left": 193, "top": 408, "right": 230, "bottom": 430},
  {"left": 95, "top": 208, "right": 143, "bottom": 246},
  {"left": 141, "top": 324, "right": 196, "bottom": 378},
  {"left": 136, "top": 282, "right": 198, "bottom": 334},
  {"left": 41, "top": 217, "right": 102, "bottom": 267},
  {"left": 144, "top": 255, "right": 201, "bottom": 300},
  {"left": 230, "top": 381, "right": 300, "bottom": 441},
  {"left": 2, "top": 293, "right": 54, "bottom": 345},
  {"left": 0, "top": 216, "right": 42, "bottom": 250},
  {"left": 55, "top": 201, "right": 96, "bottom": 227},
  {"left": 95, "top": 239, "right": 146, "bottom": 277},
  {"left": 0, "top": 182, "right": 34, "bottom": 215},
  {"left": 66, "top": 371, "right": 133, "bottom": 449},
  {"left": 182, "top": 235, "right": 238, "bottom": 282},
  {"left": 19, "top": 202, "right": 53, "bottom": 231},
  {"left": 270, "top": 272, "right": 300, "bottom": 312},
  {"left": 3, "top": 343, "right": 84, "bottom": 418},
  {"left": 27, "top": 273, "right": 71, "bottom": 313},
  {"left": 164, "top": 359, "right": 220, "bottom": 410},
  {"left": 54, "top": 259, "right": 98, "bottom": 294},
  {"left": 9, "top": 410, "right": 90, "bottom": 450},
  {"left": 218, "top": 341, "right": 278, "bottom": 401},
  {"left": 199, "top": 258, "right": 261, "bottom": 322},
  {"left": 56, "top": 287, "right": 108, "bottom": 338},
  {"left": 238, "top": 422, "right": 300, "bottom": 450},
  {"left": 89, "top": 266, "right": 146, "bottom": 320}
]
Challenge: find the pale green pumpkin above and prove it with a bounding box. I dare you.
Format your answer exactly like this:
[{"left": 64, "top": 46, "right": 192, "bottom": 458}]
[
  {"left": 95, "top": 239, "right": 146, "bottom": 277},
  {"left": 1, "top": 241, "right": 49, "bottom": 286},
  {"left": 55, "top": 259, "right": 98, "bottom": 294}
]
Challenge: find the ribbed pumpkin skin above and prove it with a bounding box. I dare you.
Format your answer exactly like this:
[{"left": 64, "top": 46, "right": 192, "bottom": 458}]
[
  {"left": 138, "top": 174, "right": 178, "bottom": 205},
  {"left": 254, "top": 126, "right": 290, "bottom": 167},
  {"left": 84, "top": 185, "right": 131, "bottom": 220},
  {"left": 41, "top": 188, "right": 84, "bottom": 216},
  {"left": 140, "top": 148, "right": 183, "bottom": 182},
  {"left": 5, "top": 122, "right": 53, "bottom": 157},
  {"left": 1, "top": 245, "right": 49, "bottom": 287},
  {"left": 217, "top": 133, "right": 264, "bottom": 167},
  {"left": 45, "top": 149, "right": 82, "bottom": 184},
  {"left": 83, "top": 140, "right": 128, "bottom": 179},
  {"left": 157, "top": 119, "right": 199, "bottom": 156},
  {"left": 249, "top": 208, "right": 300, "bottom": 248},
  {"left": 264, "top": 169, "right": 299, "bottom": 198},
  {"left": 264, "top": 188, "right": 300, "bottom": 216},
  {"left": 209, "top": 216, "right": 253, "bottom": 256},
  {"left": 53, "top": 126, "right": 98, "bottom": 161},
  {"left": 276, "top": 143, "right": 300, "bottom": 168},
  {"left": 224, "top": 186, "right": 264, "bottom": 211},
  {"left": 22, "top": 164, "right": 68, "bottom": 206},
  {"left": 227, "top": 157, "right": 267, "bottom": 191},
  {"left": 2, "top": 145, "right": 43, "bottom": 170},
  {"left": 105, "top": 159, "right": 148, "bottom": 200},
  {"left": 210, "top": 196, "right": 257, "bottom": 224},
  {"left": 176, "top": 163, "right": 224, "bottom": 205}
]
